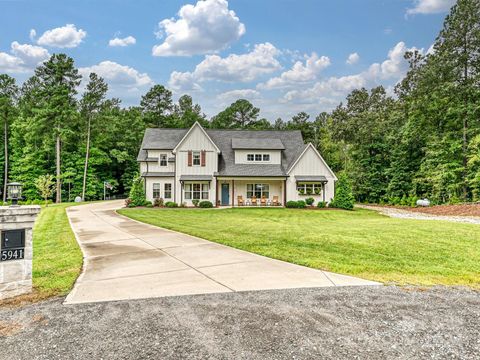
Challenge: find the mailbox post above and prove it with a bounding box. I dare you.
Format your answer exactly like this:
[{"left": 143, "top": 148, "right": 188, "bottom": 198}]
[{"left": 0, "top": 205, "right": 40, "bottom": 300}]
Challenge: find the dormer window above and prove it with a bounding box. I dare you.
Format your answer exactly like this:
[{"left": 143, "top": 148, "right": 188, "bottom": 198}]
[
  {"left": 159, "top": 154, "right": 167, "bottom": 167},
  {"left": 247, "top": 153, "right": 271, "bottom": 162}
]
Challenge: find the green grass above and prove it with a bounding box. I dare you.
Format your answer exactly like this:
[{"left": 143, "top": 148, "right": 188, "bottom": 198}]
[
  {"left": 32, "top": 203, "right": 83, "bottom": 298},
  {"left": 118, "top": 207, "right": 480, "bottom": 288}
]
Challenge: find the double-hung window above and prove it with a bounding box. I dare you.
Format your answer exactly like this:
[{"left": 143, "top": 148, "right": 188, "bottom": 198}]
[
  {"left": 159, "top": 154, "right": 167, "bottom": 167},
  {"left": 184, "top": 183, "right": 209, "bottom": 200},
  {"left": 246, "top": 184, "right": 270, "bottom": 199},
  {"left": 192, "top": 151, "right": 201, "bottom": 166},
  {"left": 153, "top": 183, "right": 161, "bottom": 199},
  {"left": 164, "top": 183, "right": 172, "bottom": 199}
]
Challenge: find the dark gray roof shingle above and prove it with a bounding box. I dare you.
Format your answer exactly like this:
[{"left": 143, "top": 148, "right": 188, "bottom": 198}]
[
  {"left": 138, "top": 127, "right": 306, "bottom": 177},
  {"left": 136, "top": 128, "right": 187, "bottom": 161},
  {"left": 231, "top": 138, "right": 285, "bottom": 150}
]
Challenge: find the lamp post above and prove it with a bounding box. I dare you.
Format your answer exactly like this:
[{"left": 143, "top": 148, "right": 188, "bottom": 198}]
[{"left": 7, "top": 182, "right": 22, "bottom": 206}]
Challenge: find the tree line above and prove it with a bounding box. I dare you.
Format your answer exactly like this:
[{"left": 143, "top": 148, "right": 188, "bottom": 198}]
[{"left": 0, "top": 0, "right": 479, "bottom": 204}]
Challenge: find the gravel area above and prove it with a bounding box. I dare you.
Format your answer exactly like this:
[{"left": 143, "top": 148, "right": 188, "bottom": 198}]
[
  {"left": 357, "top": 204, "right": 480, "bottom": 224},
  {"left": 0, "top": 286, "right": 478, "bottom": 359}
]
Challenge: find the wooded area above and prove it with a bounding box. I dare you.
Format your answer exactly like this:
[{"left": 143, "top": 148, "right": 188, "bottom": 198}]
[{"left": 0, "top": 0, "right": 479, "bottom": 204}]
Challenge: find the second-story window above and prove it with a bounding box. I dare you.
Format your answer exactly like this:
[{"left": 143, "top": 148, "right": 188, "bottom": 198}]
[
  {"left": 192, "top": 151, "right": 201, "bottom": 166},
  {"left": 159, "top": 154, "right": 167, "bottom": 167},
  {"left": 247, "top": 153, "right": 272, "bottom": 162}
]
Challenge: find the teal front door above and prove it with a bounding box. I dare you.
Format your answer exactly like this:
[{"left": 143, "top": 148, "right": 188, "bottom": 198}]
[{"left": 221, "top": 183, "right": 230, "bottom": 205}]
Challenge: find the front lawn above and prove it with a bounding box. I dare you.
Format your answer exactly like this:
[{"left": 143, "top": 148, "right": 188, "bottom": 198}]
[
  {"left": 118, "top": 207, "right": 480, "bottom": 288},
  {"left": 32, "top": 203, "right": 83, "bottom": 300}
]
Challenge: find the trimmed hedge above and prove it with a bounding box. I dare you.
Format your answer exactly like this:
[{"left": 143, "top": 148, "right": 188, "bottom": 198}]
[
  {"left": 286, "top": 201, "right": 299, "bottom": 208},
  {"left": 305, "top": 197, "right": 315, "bottom": 206},
  {"left": 199, "top": 200, "right": 213, "bottom": 208},
  {"left": 317, "top": 201, "right": 327, "bottom": 208},
  {"left": 297, "top": 200, "right": 306, "bottom": 208},
  {"left": 165, "top": 201, "right": 178, "bottom": 208}
]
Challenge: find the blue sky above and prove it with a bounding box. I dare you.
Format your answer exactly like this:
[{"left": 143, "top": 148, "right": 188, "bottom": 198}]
[{"left": 0, "top": 0, "right": 454, "bottom": 120}]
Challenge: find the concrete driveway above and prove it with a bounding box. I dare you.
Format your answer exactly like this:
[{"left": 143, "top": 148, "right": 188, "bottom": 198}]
[{"left": 65, "top": 201, "right": 379, "bottom": 304}]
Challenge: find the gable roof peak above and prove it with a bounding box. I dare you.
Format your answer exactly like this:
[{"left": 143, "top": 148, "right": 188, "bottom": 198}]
[{"left": 172, "top": 121, "right": 220, "bottom": 154}]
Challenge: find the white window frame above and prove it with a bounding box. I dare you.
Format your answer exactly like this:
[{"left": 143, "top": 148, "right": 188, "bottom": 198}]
[
  {"left": 153, "top": 183, "right": 161, "bottom": 199},
  {"left": 246, "top": 153, "right": 271, "bottom": 162},
  {"left": 184, "top": 183, "right": 209, "bottom": 200},
  {"left": 296, "top": 182, "right": 323, "bottom": 195},
  {"left": 164, "top": 183, "right": 172, "bottom": 199},
  {"left": 192, "top": 151, "right": 201, "bottom": 166},
  {"left": 159, "top": 154, "right": 167, "bottom": 167},
  {"left": 246, "top": 183, "right": 270, "bottom": 199}
]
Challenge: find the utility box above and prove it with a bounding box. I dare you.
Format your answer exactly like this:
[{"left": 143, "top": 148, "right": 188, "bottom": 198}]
[{"left": 0, "top": 205, "right": 40, "bottom": 300}]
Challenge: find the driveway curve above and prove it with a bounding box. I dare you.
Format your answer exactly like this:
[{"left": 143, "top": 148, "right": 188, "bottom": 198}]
[{"left": 65, "top": 201, "right": 379, "bottom": 304}]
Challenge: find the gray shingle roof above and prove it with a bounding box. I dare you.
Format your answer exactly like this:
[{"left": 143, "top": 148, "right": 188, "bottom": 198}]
[
  {"left": 206, "top": 129, "right": 305, "bottom": 176},
  {"left": 231, "top": 138, "right": 285, "bottom": 150},
  {"left": 136, "top": 128, "right": 187, "bottom": 161},
  {"left": 138, "top": 127, "right": 306, "bottom": 177}
]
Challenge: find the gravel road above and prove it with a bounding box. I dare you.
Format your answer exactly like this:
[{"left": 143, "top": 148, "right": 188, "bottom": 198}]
[
  {"left": 0, "top": 286, "right": 479, "bottom": 359},
  {"left": 357, "top": 204, "right": 480, "bottom": 224}
]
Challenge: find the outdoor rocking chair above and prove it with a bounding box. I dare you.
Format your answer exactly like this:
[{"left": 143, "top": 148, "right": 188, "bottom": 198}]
[
  {"left": 237, "top": 195, "right": 245, "bottom": 206},
  {"left": 251, "top": 196, "right": 258, "bottom": 206}
]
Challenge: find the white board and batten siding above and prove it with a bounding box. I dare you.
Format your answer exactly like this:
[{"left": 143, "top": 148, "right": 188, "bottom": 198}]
[
  {"left": 234, "top": 150, "right": 281, "bottom": 164},
  {"left": 287, "top": 145, "right": 336, "bottom": 203},
  {"left": 174, "top": 124, "right": 218, "bottom": 205}
]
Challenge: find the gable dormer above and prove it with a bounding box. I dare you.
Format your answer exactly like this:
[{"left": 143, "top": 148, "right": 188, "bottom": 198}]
[
  {"left": 173, "top": 122, "right": 220, "bottom": 174},
  {"left": 232, "top": 138, "right": 284, "bottom": 165}
]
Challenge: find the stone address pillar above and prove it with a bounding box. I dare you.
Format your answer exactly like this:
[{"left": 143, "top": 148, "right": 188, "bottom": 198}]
[{"left": 0, "top": 205, "right": 41, "bottom": 300}]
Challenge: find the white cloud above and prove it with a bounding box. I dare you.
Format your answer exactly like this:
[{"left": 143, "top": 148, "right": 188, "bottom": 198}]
[
  {"left": 79, "top": 61, "right": 153, "bottom": 89},
  {"left": 218, "top": 89, "right": 260, "bottom": 101},
  {"left": 0, "top": 41, "right": 50, "bottom": 73},
  {"left": 284, "top": 41, "right": 420, "bottom": 103},
  {"left": 10, "top": 42, "right": 50, "bottom": 66},
  {"left": 29, "top": 29, "right": 36, "bottom": 42},
  {"left": 36, "top": 24, "right": 87, "bottom": 48},
  {"left": 0, "top": 52, "right": 24, "bottom": 73},
  {"left": 169, "top": 71, "right": 203, "bottom": 92},
  {"left": 346, "top": 52, "right": 360, "bottom": 65},
  {"left": 258, "top": 52, "right": 330, "bottom": 89},
  {"left": 152, "top": 0, "right": 245, "bottom": 56},
  {"left": 407, "top": 0, "right": 455, "bottom": 15},
  {"left": 168, "top": 42, "right": 281, "bottom": 91},
  {"left": 109, "top": 36, "right": 136, "bottom": 47}
]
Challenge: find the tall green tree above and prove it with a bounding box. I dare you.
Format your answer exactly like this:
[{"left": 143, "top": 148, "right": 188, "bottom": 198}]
[
  {"left": 211, "top": 99, "right": 260, "bottom": 128},
  {"left": 173, "top": 94, "right": 207, "bottom": 128},
  {"left": 34, "top": 54, "right": 81, "bottom": 203},
  {"left": 80, "top": 73, "right": 108, "bottom": 200},
  {"left": 140, "top": 85, "right": 174, "bottom": 128},
  {"left": 0, "top": 74, "right": 19, "bottom": 202}
]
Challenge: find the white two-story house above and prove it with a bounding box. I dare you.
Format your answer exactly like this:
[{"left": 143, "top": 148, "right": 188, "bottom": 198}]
[{"left": 137, "top": 122, "right": 337, "bottom": 206}]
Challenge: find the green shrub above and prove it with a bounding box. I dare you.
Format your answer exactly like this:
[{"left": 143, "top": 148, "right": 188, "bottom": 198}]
[
  {"left": 317, "top": 201, "right": 327, "bottom": 208},
  {"left": 297, "top": 200, "right": 306, "bottom": 208},
  {"left": 329, "top": 173, "right": 355, "bottom": 210},
  {"left": 286, "top": 201, "right": 298, "bottom": 208},
  {"left": 127, "top": 203, "right": 136, "bottom": 208},
  {"left": 305, "top": 197, "right": 315, "bottom": 206},
  {"left": 129, "top": 175, "right": 146, "bottom": 206},
  {"left": 192, "top": 199, "right": 199, "bottom": 207},
  {"left": 145, "top": 202, "right": 153, "bottom": 208},
  {"left": 199, "top": 200, "right": 213, "bottom": 208},
  {"left": 154, "top": 198, "right": 164, "bottom": 207},
  {"left": 165, "top": 201, "right": 178, "bottom": 208}
]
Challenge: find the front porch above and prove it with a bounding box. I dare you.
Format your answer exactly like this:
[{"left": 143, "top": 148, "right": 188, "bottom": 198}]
[{"left": 215, "top": 177, "right": 287, "bottom": 207}]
